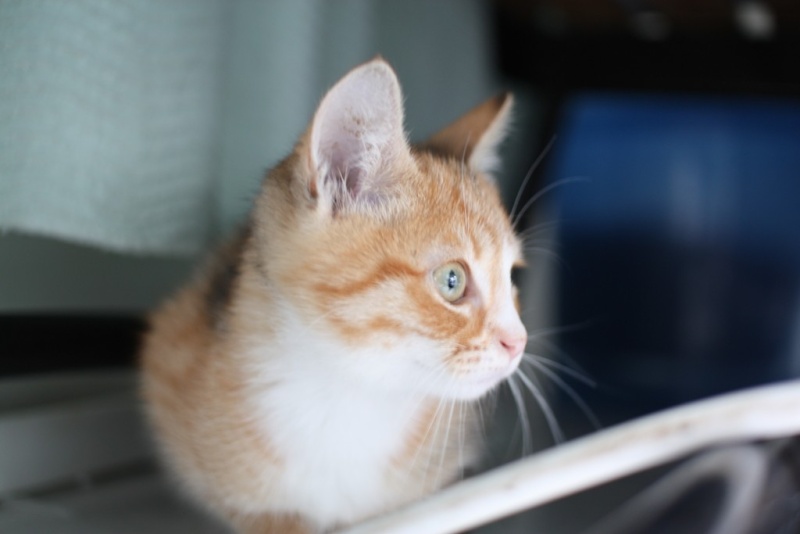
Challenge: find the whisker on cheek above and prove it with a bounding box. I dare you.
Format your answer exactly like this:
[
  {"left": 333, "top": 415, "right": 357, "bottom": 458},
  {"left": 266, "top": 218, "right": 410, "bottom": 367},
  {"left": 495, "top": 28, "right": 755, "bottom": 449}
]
[
  {"left": 516, "top": 368, "right": 565, "bottom": 445},
  {"left": 522, "top": 356, "right": 602, "bottom": 431},
  {"left": 512, "top": 175, "right": 590, "bottom": 230},
  {"left": 421, "top": 375, "right": 460, "bottom": 492},
  {"left": 509, "top": 135, "right": 557, "bottom": 222},
  {"left": 525, "top": 333, "right": 596, "bottom": 382},
  {"left": 415, "top": 401, "right": 443, "bottom": 490},
  {"left": 435, "top": 393, "right": 458, "bottom": 487},
  {"left": 474, "top": 395, "right": 488, "bottom": 443},
  {"left": 517, "top": 220, "right": 560, "bottom": 241},
  {"left": 521, "top": 245, "right": 568, "bottom": 268},
  {"left": 413, "top": 367, "right": 455, "bottom": 487},
  {"left": 506, "top": 376, "right": 533, "bottom": 458},
  {"left": 523, "top": 352, "right": 596, "bottom": 387},
  {"left": 456, "top": 401, "right": 466, "bottom": 480}
]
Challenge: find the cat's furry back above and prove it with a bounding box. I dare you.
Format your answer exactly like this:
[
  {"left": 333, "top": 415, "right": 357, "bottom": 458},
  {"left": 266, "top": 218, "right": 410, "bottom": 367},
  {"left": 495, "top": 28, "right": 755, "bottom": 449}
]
[{"left": 141, "top": 59, "right": 527, "bottom": 534}]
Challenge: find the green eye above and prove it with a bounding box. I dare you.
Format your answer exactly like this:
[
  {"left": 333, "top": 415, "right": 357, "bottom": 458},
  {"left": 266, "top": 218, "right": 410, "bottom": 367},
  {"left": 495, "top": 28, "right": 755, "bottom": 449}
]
[{"left": 433, "top": 262, "right": 467, "bottom": 302}]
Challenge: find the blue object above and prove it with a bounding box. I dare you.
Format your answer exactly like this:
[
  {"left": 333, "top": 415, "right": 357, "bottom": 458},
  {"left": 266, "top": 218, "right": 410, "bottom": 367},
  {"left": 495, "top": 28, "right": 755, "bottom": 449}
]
[{"left": 548, "top": 94, "right": 800, "bottom": 416}]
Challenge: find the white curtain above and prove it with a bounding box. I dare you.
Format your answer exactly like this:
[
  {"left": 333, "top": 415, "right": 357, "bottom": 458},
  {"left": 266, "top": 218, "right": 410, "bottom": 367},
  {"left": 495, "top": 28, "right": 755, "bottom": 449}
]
[
  {"left": 0, "top": 0, "right": 227, "bottom": 255},
  {"left": 0, "top": 0, "right": 497, "bottom": 256}
]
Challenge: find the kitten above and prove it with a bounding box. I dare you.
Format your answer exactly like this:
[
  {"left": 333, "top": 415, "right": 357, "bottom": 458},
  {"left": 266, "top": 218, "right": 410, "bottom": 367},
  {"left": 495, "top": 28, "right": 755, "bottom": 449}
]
[{"left": 141, "top": 59, "right": 527, "bottom": 534}]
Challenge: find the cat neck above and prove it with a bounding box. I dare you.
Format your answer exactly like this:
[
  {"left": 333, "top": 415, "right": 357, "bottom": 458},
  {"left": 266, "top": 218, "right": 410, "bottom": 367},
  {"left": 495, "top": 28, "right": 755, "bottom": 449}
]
[
  {"left": 235, "top": 297, "right": 447, "bottom": 524},
  {"left": 239, "top": 290, "right": 424, "bottom": 410}
]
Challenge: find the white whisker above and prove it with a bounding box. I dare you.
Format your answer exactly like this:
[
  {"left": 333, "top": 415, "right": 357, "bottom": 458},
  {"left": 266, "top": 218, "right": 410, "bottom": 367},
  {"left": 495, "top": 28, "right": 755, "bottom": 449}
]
[
  {"left": 512, "top": 176, "right": 590, "bottom": 229},
  {"left": 526, "top": 320, "right": 595, "bottom": 340},
  {"left": 517, "top": 220, "right": 560, "bottom": 241},
  {"left": 521, "top": 245, "right": 568, "bottom": 268},
  {"left": 307, "top": 307, "right": 341, "bottom": 329},
  {"left": 419, "top": 393, "right": 448, "bottom": 493},
  {"left": 408, "top": 364, "right": 450, "bottom": 473},
  {"left": 523, "top": 357, "right": 602, "bottom": 430},
  {"left": 516, "top": 368, "right": 565, "bottom": 444},
  {"left": 506, "top": 377, "right": 533, "bottom": 457},
  {"left": 477, "top": 384, "right": 499, "bottom": 438},
  {"left": 457, "top": 401, "right": 466, "bottom": 479},
  {"left": 509, "top": 135, "right": 557, "bottom": 220},
  {"left": 435, "top": 394, "right": 457, "bottom": 488},
  {"left": 523, "top": 352, "right": 595, "bottom": 387},
  {"left": 475, "top": 394, "right": 487, "bottom": 440},
  {"left": 526, "top": 334, "right": 596, "bottom": 381}
]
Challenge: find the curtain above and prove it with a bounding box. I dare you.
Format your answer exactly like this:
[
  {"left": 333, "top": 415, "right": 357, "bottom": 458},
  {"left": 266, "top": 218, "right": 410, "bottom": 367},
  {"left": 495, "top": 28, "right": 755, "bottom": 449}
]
[
  {"left": 0, "top": 0, "right": 226, "bottom": 255},
  {"left": 0, "top": 0, "right": 497, "bottom": 256}
]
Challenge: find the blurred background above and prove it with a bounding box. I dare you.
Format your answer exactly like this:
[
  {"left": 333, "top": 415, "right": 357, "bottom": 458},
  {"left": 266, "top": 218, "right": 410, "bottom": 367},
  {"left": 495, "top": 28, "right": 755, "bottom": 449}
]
[{"left": 1, "top": 0, "right": 799, "bottom": 533}]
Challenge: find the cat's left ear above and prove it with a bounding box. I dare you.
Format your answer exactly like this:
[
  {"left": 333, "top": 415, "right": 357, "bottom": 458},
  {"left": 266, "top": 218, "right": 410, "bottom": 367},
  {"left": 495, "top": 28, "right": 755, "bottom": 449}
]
[
  {"left": 425, "top": 93, "right": 513, "bottom": 175},
  {"left": 304, "top": 59, "right": 413, "bottom": 213}
]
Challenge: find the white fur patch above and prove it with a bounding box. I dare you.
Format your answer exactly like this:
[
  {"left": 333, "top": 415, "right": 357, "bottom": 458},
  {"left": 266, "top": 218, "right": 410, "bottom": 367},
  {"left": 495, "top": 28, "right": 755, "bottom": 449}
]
[{"left": 241, "top": 301, "right": 440, "bottom": 526}]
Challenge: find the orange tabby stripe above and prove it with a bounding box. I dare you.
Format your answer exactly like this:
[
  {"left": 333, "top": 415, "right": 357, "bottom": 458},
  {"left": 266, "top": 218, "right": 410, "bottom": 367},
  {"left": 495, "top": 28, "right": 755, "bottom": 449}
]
[{"left": 312, "top": 257, "right": 422, "bottom": 298}]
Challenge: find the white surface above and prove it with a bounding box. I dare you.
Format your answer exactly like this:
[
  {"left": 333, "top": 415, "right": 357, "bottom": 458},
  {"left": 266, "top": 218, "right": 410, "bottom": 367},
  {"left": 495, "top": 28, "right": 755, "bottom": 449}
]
[
  {"left": 0, "top": 371, "right": 151, "bottom": 495},
  {"left": 0, "top": 370, "right": 224, "bottom": 533}
]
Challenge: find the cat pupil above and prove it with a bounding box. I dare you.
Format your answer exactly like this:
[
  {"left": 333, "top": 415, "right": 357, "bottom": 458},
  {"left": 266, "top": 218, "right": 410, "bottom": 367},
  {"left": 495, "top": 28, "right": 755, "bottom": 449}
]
[{"left": 448, "top": 270, "right": 457, "bottom": 290}]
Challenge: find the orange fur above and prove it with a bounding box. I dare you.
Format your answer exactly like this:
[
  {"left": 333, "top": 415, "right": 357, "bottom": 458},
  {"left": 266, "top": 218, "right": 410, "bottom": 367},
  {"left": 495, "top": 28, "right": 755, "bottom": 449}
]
[{"left": 141, "top": 59, "right": 526, "bottom": 533}]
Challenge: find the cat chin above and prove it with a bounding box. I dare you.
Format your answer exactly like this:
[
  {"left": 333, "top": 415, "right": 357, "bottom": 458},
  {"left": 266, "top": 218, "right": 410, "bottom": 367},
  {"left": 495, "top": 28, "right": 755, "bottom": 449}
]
[
  {"left": 443, "top": 375, "right": 510, "bottom": 401},
  {"left": 440, "top": 355, "right": 522, "bottom": 401},
  {"left": 445, "top": 384, "right": 501, "bottom": 402}
]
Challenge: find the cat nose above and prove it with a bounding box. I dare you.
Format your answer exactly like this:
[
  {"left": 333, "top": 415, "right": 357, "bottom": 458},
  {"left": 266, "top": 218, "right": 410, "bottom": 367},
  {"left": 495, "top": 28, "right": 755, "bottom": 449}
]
[{"left": 498, "top": 330, "right": 526, "bottom": 360}]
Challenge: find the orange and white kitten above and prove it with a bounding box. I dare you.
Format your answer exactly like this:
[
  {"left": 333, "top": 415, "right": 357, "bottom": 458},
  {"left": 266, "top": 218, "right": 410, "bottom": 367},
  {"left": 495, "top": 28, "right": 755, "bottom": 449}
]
[{"left": 141, "top": 59, "right": 527, "bottom": 533}]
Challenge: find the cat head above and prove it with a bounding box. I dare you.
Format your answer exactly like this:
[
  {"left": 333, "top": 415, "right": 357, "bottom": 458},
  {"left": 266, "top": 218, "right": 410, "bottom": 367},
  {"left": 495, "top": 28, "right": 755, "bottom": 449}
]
[{"left": 256, "top": 59, "right": 526, "bottom": 401}]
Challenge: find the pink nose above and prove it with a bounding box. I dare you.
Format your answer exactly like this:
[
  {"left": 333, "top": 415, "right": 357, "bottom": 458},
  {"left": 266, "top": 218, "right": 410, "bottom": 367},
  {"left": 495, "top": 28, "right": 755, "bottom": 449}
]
[{"left": 499, "top": 333, "right": 526, "bottom": 360}]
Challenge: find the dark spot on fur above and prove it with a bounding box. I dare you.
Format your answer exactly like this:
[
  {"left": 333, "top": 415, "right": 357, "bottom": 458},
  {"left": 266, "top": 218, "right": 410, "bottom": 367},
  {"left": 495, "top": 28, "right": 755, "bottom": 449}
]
[{"left": 206, "top": 228, "right": 249, "bottom": 329}]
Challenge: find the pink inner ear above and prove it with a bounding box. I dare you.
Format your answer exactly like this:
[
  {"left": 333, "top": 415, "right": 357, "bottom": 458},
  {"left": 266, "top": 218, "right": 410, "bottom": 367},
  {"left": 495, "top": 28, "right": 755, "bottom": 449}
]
[
  {"left": 320, "top": 148, "right": 365, "bottom": 206},
  {"left": 314, "top": 106, "right": 389, "bottom": 205},
  {"left": 309, "top": 61, "right": 407, "bottom": 210}
]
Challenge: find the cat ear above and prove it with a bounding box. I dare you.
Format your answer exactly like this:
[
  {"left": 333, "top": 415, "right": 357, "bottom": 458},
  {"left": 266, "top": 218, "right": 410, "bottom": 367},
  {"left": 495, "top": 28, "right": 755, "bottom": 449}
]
[
  {"left": 306, "top": 58, "right": 411, "bottom": 212},
  {"left": 425, "top": 93, "right": 513, "bottom": 175}
]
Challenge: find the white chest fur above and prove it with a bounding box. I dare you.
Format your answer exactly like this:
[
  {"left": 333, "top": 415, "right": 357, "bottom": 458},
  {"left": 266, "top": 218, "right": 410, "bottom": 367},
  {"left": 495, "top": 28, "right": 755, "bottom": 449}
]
[
  {"left": 243, "top": 310, "right": 439, "bottom": 527},
  {"left": 259, "top": 375, "right": 421, "bottom": 525}
]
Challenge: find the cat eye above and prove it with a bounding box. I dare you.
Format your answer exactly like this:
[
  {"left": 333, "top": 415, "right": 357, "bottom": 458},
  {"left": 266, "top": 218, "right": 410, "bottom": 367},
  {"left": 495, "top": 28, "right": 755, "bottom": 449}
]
[{"left": 433, "top": 262, "right": 467, "bottom": 303}]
